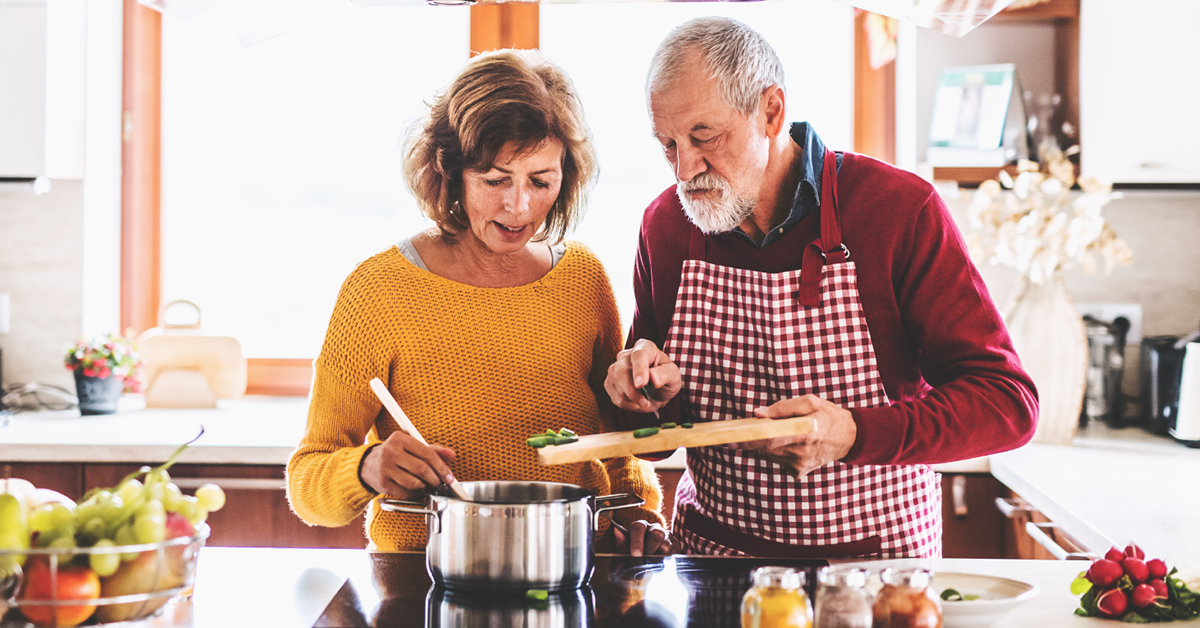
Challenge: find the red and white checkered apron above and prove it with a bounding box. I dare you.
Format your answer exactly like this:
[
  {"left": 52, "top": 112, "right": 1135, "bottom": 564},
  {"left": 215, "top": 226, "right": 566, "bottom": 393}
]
[{"left": 666, "top": 149, "right": 941, "bottom": 559}]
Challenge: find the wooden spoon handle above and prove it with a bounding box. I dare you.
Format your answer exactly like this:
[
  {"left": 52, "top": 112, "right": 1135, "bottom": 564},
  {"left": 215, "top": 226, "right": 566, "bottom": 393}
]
[{"left": 368, "top": 378, "right": 471, "bottom": 501}]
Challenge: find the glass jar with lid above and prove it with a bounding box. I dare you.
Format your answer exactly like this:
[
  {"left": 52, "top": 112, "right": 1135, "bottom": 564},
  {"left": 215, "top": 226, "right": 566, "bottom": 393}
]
[
  {"left": 872, "top": 567, "right": 943, "bottom": 628},
  {"left": 814, "top": 566, "right": 873, "bottom": 628},
  {"left": 741, "top": 566, "right": 813, "bottom": 628}
]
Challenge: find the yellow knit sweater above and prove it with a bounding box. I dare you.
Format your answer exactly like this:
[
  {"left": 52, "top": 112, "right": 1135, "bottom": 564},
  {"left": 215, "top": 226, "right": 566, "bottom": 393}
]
[{"left": 286, "top": 241, "right": 664, "bottom": 550}]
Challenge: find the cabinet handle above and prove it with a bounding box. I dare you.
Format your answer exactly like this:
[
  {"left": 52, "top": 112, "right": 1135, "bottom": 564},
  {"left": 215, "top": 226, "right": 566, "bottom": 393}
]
[
  {"left": 951, "top": 475, "right": 968, "bottom": 517},
  {"left": 171, "top": 477, "right": 286, "bottom": 491},
  {"left": 994, "top": 497, "right": 1034, "bottom": 519},
  {"left": 1024, "top": 521, "right": 1095, "bottom": 561}
]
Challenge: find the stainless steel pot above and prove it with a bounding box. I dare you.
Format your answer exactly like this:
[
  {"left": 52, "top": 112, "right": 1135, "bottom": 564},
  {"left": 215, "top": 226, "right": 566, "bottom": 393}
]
[
  {"left": 380, "top": 481, "right": 644, "bottom": 591},
  {"left": 425, "top": 585, "right": 594, "bottom": 628}
]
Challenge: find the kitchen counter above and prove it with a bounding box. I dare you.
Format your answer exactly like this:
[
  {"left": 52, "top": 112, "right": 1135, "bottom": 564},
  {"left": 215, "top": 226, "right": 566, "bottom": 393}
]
[
  {"left": 0, "top": 548, "right": 1096, "bottom": 628},
  {"left": 5, "top": 398, "right": 1199, "bottom": 568}
]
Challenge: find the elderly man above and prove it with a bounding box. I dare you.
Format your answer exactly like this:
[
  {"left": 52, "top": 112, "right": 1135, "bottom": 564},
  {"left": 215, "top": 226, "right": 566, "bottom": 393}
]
[{"left": 604, "top": 16, "right": 1038, "bottom": 558}]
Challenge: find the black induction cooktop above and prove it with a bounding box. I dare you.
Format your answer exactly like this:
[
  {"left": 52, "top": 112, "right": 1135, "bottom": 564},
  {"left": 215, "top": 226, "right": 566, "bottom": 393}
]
[{"left": 313, "top": 553, "right": 827, "bottom": 628}]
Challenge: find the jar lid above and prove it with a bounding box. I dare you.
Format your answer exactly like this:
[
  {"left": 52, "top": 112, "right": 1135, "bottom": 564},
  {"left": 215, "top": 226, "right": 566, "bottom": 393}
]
[{"left": 751, "top": 566, "right": 805, "bottom": 589}]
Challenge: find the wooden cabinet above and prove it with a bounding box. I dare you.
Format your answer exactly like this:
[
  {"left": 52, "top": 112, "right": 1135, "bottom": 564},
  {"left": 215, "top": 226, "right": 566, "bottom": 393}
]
[
  {"left": 7, "top": 462, "right": 366, "bottom": 549},
  {"left": 941, "top": 473, "right": 1006, "bottom": 558}
]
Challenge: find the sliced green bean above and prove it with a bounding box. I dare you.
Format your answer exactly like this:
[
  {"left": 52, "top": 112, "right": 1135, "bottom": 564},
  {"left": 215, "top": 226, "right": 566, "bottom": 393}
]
[
  {"left": 681, "top": 423, "right": 694, "bottom": 429},
  {"left": 632, "top": 427, "right": 660, "bottom": 438},
  {"left": 660, "top": 422, "right": 677, "bottom": 429},
  {"left": 526, "top": 436, "right": 550, "bottom": 448}
]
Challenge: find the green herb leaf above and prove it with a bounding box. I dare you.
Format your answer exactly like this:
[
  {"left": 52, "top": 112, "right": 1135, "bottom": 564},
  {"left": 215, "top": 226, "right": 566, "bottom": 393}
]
[
  {"left": 940, "top": 588, "right": 963, "bottom": 601},
  {"left": 1070, "top": 573, "right": 1093, "bottom": 596}
]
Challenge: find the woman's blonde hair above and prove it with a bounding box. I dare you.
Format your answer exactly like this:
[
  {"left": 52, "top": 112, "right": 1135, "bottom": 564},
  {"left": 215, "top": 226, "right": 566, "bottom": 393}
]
[{"left": 403, "top": 49, "right": 597, "bottom": 244}]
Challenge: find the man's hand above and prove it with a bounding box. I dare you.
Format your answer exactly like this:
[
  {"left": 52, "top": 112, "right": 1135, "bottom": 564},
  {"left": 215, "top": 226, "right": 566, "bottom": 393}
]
[
  {"left": 736, "top": 394, "right": 857, "bottom": 477},
  {"left": 360, "top": 431, "right": 458, "bottom": 500},
  {"left": 604, "top": 339, "right": 683, "bottom": 413},
  {"left": 612, "top": 520, "right": 673, "bottom": 556}
]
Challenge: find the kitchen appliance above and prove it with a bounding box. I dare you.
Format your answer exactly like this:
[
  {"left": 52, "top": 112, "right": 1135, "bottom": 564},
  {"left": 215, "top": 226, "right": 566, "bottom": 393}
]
[
  {"left": 380, "top": 481, "right": 644, "bottom": 591},
  {"left": 137, "top": 300, "right": 246, "bottom": 408},
  {"left": 1171, "top": 342, "right": 1200, "bottom": 447},
  {"left": 1082, "top": 315, "right": 1130, "bottom": 427},
  {"left": 1140, "top": 335, "right": 1187, "bottom": 435}
]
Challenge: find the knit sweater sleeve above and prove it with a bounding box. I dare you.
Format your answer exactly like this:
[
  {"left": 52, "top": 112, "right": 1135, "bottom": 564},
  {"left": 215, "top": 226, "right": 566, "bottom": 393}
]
[
  {"left": 843, "top": 184, "right": 1038, "bottom": 465},
  {"left": 286, "top": 260, "right": 388, "bottom": 528}
]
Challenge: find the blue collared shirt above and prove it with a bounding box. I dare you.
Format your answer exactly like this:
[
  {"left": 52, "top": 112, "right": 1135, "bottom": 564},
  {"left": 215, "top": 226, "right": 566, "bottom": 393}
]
[{"left": 729, "top": 122, "right": 841, "bottom": 248}]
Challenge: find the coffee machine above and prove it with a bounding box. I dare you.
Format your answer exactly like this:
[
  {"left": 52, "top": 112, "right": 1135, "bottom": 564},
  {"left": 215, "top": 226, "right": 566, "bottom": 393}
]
[{"left": 1139, "top": 329, "right": 1200, "bottom": 444}]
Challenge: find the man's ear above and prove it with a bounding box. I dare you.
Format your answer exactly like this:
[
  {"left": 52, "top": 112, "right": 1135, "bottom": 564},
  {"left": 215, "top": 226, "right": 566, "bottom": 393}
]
[{"left": 760, "top": 84, "right": 787, "bottom": 137}]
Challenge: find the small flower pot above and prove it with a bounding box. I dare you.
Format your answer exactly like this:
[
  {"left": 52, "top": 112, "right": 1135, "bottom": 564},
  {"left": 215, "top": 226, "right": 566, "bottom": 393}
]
[{"left": 74, "top": 370, "right": 123, "bottom": 415}]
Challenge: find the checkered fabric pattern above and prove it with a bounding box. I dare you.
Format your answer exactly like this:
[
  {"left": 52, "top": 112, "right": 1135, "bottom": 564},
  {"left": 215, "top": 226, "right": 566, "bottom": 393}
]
[{"left": 665, "top": 259, "right": 942, "bottom": 558}]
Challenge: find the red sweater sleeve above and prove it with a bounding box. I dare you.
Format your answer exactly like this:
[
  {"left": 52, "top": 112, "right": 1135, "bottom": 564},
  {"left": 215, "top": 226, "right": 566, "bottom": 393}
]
[{"left": 840, "top": 162, "right": 1038, "bottom": 465}]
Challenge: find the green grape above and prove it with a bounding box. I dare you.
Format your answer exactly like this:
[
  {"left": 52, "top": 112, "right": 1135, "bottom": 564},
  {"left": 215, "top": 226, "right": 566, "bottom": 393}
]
[
  {"left": 98, "top": 494, "right": 125, "bottom": 525},
  {"left": 138, "top": 499, "right": 165, "bottom": 520},
  {"left": 114, "top": 524, "right": 139, "bottom": 561},
  {"left": 76, "top": 498, "right": 101, "bottom": 525},
  {"left": 175, "top": 495, "right": 200, "bottom": 522},
  {"left": 133, "top": 514, "right": 165, "bottom": 545},
  {"left": 79, "top": 516, "right": 108, "bottom": 545},
  {"left": 147, "top": 467, "right": 170, "bottom": 487},
  {"left": 48, "top": 535, "right": 77, "bottom": 549},
  {"left": 28, "top": 504, "right": 57, "bottom": 533},
  {"left": 48, "top": 503, "right": 75, "bottom": 528},
  {"left": 89, "top": 539, "right": 120, "bottom": 577},
  {"left": 195, "top": 484, "right": 226, "bottom": 512},
  {"left": 191, "top": 507, "right": 209, "bottom": 526},
  {"left": 37, "top": 523, "right": 76, "bottom": 547},
  {"left": 144, "top": 481, "right": 164, "bottom": 503},
  {"left": 116, "top": 478, "right": 143, "bottom": 504},
  {"left": 162, "top": 483, "right": 183, "bottom": 512}
]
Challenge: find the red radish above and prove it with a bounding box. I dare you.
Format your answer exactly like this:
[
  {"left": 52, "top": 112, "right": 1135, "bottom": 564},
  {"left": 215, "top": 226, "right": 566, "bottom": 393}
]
[
  {"left": 1123, "top": 558, "right": 1150, "bottom": 583},
  {"left": 1105, "top": 547, "right": 1126, "bottom": 563},
  {"left": 1097, "top": 587, "right": 1129, "bottom": 617},
  {"left": 1132, "top": 584, "right": 1157, "bottom": 608},
  {"left": 1125, "top": 543, "right": 1146, "bottom": 560},
  {"left": 1087, "top": 559, "right": 1124, "bottom": 587},
  {"left": 1150, "top": 579, "right": 1169, "bottom": 600},
  {"left": 1147, "top": 558, "right": 1168, "bottom": 579}
]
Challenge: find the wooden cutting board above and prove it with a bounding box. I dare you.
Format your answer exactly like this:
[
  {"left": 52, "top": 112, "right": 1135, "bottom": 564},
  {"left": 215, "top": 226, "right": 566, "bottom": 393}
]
[{"left": 537, "top": 417, "right": 815, "bottom": 465}]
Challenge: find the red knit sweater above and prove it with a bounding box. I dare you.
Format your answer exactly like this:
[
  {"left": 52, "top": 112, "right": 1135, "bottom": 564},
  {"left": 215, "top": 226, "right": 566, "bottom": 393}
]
[{"left": 626, "top": 152, "right": 1038, "bottom": 465}]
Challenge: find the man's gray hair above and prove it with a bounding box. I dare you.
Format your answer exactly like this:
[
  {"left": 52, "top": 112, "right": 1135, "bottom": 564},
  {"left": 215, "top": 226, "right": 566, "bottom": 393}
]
[{"left": 647, "top": 16, "right": 785, "bottom": 118}]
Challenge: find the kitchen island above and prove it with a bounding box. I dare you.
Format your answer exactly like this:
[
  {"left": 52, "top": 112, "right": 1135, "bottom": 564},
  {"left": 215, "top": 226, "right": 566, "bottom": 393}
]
[
  {"left": 3, "top": 396, "right": 1199, "bottom": 563},
  {"left": 1, "top": 548, "right": 1095, "bottom": 628}
]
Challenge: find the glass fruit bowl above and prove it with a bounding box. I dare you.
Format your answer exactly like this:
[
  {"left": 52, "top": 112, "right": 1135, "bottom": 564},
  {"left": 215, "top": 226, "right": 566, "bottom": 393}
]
[{"left": 0, "top": 523, "right": 208, "bottom": 627}]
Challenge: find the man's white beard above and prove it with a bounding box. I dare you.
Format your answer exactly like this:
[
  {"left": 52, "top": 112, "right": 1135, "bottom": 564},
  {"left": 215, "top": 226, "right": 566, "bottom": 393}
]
[{"left": 676, "top": 172, "right": 756, "bottom": 234}]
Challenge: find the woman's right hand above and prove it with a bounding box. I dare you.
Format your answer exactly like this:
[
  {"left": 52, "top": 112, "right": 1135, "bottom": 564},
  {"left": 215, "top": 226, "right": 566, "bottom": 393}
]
[{"left": 360, "top": 431, "right": 458, "bottom": 500}]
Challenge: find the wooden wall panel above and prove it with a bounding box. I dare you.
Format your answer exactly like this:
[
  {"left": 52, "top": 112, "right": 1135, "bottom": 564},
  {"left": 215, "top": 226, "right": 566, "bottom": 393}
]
[
  {"left": 121, "top": 0, "right": 162, "bottom": 336},
  {"left": 853, "top": 11, "right": 896, "bottom": 164}
]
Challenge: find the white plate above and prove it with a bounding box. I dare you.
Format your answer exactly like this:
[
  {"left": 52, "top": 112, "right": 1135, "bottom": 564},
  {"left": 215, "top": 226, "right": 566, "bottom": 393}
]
[{"left": 932, "top": 572, "right": 1040, "bottom": 628}]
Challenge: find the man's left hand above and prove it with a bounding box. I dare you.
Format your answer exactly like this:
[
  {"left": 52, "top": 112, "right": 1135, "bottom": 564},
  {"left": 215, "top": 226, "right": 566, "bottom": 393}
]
[{"left": 736, "top": 394, "right": 857, "bottom": 477}]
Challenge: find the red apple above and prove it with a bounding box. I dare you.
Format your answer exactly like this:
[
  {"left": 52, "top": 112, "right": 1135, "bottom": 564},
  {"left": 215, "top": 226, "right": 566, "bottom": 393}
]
[
  {"left": 1096, "top": 587, "right": 1129, "bottom": 617},
  {"left": 17, "top": 557, "right": 100, "bottom": 628},
  {"left": 1086, "top": 559, "right": 1124, "bottom": 587},
  {"left": 1122, "top": 558, "right": 1150, "bottom": 583}
]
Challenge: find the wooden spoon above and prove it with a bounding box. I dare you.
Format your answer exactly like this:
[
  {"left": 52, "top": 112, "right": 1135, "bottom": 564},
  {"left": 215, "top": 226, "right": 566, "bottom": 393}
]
[{"left": 368, "top": 377, "right": 471, "bottom": 501}]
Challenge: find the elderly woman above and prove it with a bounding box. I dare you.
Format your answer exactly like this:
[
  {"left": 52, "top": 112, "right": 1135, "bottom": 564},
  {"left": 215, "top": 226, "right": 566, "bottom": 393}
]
[{"left": 286, "top": 49, "right": 669, "bottom": 555}]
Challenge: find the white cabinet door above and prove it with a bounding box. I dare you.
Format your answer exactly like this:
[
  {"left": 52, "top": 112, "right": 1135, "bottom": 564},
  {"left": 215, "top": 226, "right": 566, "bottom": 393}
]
[
  {"left": 0, "top": 2, "right": 47, "bottom": 178},
  {"left": 1080, "top": 0, "right": 1200, "bottom": 184}
]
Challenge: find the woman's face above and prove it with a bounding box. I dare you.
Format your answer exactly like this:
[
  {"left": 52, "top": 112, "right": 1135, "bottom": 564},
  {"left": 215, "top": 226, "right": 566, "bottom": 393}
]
[{"left": 460, "top": 138, "right": 565, "bottom": 256}]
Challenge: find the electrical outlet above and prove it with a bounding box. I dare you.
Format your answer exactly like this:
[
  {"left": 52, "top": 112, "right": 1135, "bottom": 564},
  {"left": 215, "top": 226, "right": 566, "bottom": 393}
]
[{"left": 1075, "top": 302, "right": 1143, "bottom": 345}]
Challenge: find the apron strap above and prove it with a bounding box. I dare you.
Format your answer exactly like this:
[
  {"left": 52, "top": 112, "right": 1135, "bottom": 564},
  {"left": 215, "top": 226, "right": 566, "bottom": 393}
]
[
  {"left": 797, "top": 148, "right": 847, "bottom": 307},
  {"left": 679, "top": 504, "right": 882, "bottom": 559}
]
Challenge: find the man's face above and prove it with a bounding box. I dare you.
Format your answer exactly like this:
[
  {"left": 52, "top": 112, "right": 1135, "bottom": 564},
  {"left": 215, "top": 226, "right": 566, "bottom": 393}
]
[{"left": 650, "top": 53, "right": 771, "bottom": 234}]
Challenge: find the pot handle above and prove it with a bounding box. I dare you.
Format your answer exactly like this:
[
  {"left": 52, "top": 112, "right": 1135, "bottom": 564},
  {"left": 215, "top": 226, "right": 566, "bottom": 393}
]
[
  {"left": 378, "top": 497, "right": 443, "bottom": 534},
  {"left": 593, "top": 493, "right": 647, "bottom": 529}
]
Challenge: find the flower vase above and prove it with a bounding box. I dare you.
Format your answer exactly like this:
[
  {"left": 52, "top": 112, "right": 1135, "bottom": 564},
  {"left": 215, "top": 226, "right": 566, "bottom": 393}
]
[
  {"left": 1003, "top": 272, "right": 1088, "bottom": 445},
  {"left": 74, "top": 370, "right": 123, "bottom": 415}
]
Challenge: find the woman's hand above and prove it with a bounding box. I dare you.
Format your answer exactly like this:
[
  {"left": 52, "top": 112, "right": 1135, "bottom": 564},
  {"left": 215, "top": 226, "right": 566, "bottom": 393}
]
[
  {"left": 612, "top": 520, "right": 673, "bottom": 556},
  {"left": 360, "top": 431, "right": 458, "bottom": 500}
]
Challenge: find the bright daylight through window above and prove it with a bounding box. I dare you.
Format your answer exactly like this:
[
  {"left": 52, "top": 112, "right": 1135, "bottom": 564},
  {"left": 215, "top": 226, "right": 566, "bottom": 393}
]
[{"left": 160, "top": 2, "right": 851, "bottom": 359}]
